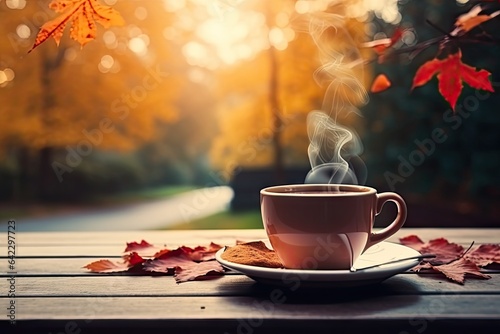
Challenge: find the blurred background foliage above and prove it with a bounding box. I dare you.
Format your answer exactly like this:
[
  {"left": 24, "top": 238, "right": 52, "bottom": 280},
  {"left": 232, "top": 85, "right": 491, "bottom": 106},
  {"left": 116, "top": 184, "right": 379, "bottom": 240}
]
[{"left": 0, "top": 0, "right": 499, "bottom": 227}]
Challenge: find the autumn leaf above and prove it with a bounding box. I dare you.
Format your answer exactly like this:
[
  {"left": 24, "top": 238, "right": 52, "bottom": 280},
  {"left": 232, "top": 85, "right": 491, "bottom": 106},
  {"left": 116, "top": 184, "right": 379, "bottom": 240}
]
[
  {"left": 370, "top": 74, "right": 391, "bottom": 93},
  {"left": 465, "top": 244, "right": 500, "bottom": 267},
  {"left": 399, "top": 235, "right": 426, "bottom": 251},
  {"left": 429, "top": 258, "right": 490, "bottom": 285},
  {"left": 84, "top": 252, "right": 144, "bottom": 273},
  {"left": 451, "top": 5, "right": 500, "bottom": 36},
  {"left": 143, "top": 248, "right": 194, "bottom": 274},
  {"left": 85, "top": 240, "right": 227, "bottom": 283},
  {"left": 189, "top": 242, "right": 224, "bottom": 262},
  {"left": 125, "top": 240, "right": 155, "bottom": 253},
  {"left": 122, "top": 252, "right": 146, "bottom": 266},
  {"left": 29, "top": 0, "right": 124, "bottom": 53},
  {"left": 400, "top": 235, "right": 464, "bottom": 265},
  {"left": 174, "top": 261, "right": 225, "bottom": 283},
  {"left": 400, "top": 235, "right": 500, "bottom": 284},
  {"left": 411, "top": 50, "right": 494, "bottom": 111}
]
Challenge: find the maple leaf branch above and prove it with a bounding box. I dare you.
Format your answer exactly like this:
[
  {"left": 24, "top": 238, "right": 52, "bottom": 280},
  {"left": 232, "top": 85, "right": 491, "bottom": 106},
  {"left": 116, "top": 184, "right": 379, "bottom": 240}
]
[{"left": 363, "top": 14, "right": 500, "bottom": 65}]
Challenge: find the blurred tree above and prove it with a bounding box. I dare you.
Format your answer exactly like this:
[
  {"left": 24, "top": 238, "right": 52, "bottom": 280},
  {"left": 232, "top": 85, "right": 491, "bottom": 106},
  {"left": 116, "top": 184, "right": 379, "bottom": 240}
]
[
  {"left": 209, "top": 0, "right": 367, "bottom": 183},
  {"left": 361, "top": 0, "right": 500, "bottom": 225},
  {"left": 0, "top": 0, "right": 182, "bottom": 200}
]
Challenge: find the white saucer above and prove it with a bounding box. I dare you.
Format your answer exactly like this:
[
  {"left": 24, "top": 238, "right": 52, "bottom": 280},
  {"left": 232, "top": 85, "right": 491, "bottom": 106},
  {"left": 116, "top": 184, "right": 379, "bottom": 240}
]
[{"left": 215, "top": 241, "right": 420, "bottom": 288}]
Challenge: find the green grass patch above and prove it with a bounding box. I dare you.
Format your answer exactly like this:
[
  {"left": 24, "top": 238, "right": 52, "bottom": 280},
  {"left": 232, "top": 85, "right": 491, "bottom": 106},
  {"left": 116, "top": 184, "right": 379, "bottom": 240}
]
[{"left": 165, "top": 210, "right": 263, "bottom": 230}]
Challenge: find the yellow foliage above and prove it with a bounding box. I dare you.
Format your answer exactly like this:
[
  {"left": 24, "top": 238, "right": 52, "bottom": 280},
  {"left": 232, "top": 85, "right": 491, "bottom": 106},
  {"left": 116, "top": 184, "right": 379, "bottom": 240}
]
[
  {"left": 0, "top": 1, "right": 181, "bottom": 156},
  {"left": 209, "top": 1, "right": 369, "bottom": 175}
]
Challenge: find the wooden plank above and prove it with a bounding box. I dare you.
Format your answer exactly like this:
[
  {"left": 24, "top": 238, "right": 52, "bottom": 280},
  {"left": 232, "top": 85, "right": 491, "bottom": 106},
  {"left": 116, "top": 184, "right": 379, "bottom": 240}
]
[
  {"left": 0, "top": 274, "right": 499, "bottom": 297},
  {"left": 3, "top": 318, "right": 500, "bottom": 334},
  {"left": 4, "top": 295, "right": 500, "bottom": 321},
  {"left": 2, "top": 228, "right": 499, "bottom": 247},
  {"left": 1, "top": 229, "right": 499, "bottom": 258}
]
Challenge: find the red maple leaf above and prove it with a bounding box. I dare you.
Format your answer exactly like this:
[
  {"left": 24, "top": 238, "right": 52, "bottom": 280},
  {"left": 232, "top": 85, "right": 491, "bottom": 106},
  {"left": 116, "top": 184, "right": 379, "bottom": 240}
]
[
  {"left": 143, "top": 248, "right": 194, "bottom": 274},
  {"left": 83, "top": 252, "right": 144, "bottom": 273},
  {"left": 400, "top": 235, "right": 464, "bottom": 265},
  {"left": 141, "top": 245, "right": 225, "bottom": 283},
  {"left": 174, "top": 261, "right": 225, "bottom": 283},
  {"left": 400, "top": 235, "right": 500, "bottom": 284},
  {"left": 189, "top": 242, "right": 224, "bottom": 262},
  {"left": 399, "top": 235, "right": 426, "bottom": 251},
  {"left": 122, "top": 252, "right": 146, "bottom": 266},
  {"left": 85, "top": 240, "right": 226, "bottom": 283},
  {"left": 465, "top": 244, "right": 500, "bottom": 267},
  {"left": 430, "top": 258, "right": 490, "bottom": 285},
  {"left": 411, "top": 49, "right": 494, "bottom": 111},
  {"left": 124, "top": 240, "right": 155, "bottom": 252}
]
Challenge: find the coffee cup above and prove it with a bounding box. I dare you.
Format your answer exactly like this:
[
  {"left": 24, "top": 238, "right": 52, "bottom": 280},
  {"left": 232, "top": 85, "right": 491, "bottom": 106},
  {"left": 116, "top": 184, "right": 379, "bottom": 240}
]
[{"left": 260, "top": 184, "right": 407, "bottom": 270}]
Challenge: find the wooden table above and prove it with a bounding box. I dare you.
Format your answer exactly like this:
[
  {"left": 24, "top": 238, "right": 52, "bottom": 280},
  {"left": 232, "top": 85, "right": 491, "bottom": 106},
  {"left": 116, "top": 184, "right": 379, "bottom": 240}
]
[{"left": 1, "top": 228, "right": 499, "bottom": 334}]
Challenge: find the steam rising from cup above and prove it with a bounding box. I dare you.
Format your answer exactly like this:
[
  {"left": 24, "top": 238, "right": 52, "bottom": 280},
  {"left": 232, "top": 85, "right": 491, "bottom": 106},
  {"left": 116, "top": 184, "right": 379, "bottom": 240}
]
[
  {"left": 304, "top": 9, "right": 368, "bottom": 185},
  {"left": 305, "top": 111, "right": 366, "bottom": 184}
]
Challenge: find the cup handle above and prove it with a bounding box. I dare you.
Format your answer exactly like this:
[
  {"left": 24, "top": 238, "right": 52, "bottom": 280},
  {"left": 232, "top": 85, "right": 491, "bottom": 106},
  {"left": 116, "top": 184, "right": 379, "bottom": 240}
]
[{"left": 364, "top": 192, "right": 407, "bottom": 251}]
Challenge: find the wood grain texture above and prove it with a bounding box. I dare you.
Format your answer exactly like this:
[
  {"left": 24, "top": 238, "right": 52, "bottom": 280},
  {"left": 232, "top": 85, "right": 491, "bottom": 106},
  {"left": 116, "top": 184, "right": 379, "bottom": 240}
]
[
  {"left": 0, "top": 274, "right": 499, "bottom": 297},
  {"left": 2, "top": 228, "right": 499, "bottom": 248}
]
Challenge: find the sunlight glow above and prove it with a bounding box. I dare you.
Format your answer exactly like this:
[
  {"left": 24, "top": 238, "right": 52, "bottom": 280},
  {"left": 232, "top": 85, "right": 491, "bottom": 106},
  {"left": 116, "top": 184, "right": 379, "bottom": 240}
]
[
  {"left": 269, "top": 27, "right": 287, "bottom": 51},
  {"left": 64, "top": 48, "right": 78, "bottom": 62},
  {"left": 6, "top": 0, "right": 26, "bottom": 9},
  {"left": 347, "top": 0, "right": 402, "bottom": 24},
  {"left": 295, "top": 0, "right": 330, "bottom": 14},
  {"left": 0, "top": 68, "right": 15, "bottom": 87},
  {"left": 189, "top": 8, "right": 268, "bottom": 67},
  {"left": 98, "top": 55, "right": 120, "bottom": 74},
  {"left": 163, "top": 0, "right": 186, "bottom": 12},
  {"left": 103, "top": 31, "right": 117, "bottom": 48},
  {"left": 16, "top": 24, "right": 31, "bottom": 39},
  {"left": 134, "top": 7, "right": 148, "bottom": 21},
  {"left": 128, "top": 35, "right": 149, "bottom": 56}
]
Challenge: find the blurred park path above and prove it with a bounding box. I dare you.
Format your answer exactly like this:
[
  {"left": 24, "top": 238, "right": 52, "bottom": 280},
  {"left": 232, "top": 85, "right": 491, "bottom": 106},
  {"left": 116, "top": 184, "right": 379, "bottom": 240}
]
[{"left": 4, "top": 186, "right": 233, "bottom": 232}]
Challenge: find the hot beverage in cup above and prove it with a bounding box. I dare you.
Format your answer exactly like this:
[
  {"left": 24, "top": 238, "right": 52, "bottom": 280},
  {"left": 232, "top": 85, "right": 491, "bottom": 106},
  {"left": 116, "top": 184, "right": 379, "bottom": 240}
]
[{"left": 260, "top": 184, "right": 407, "bottom": 270}]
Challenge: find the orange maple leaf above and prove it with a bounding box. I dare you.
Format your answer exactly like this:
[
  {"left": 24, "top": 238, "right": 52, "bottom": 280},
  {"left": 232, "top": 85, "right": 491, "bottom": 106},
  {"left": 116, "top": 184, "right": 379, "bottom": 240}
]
[
  {"left": 411, "top": 50, "right": 494, "bottom": 111},
  {"left": 29, "top": 0, "right": 124, "bottom": 53},
  {"left": 451, "top": 5, "right": 500, "bottom": 36}
]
